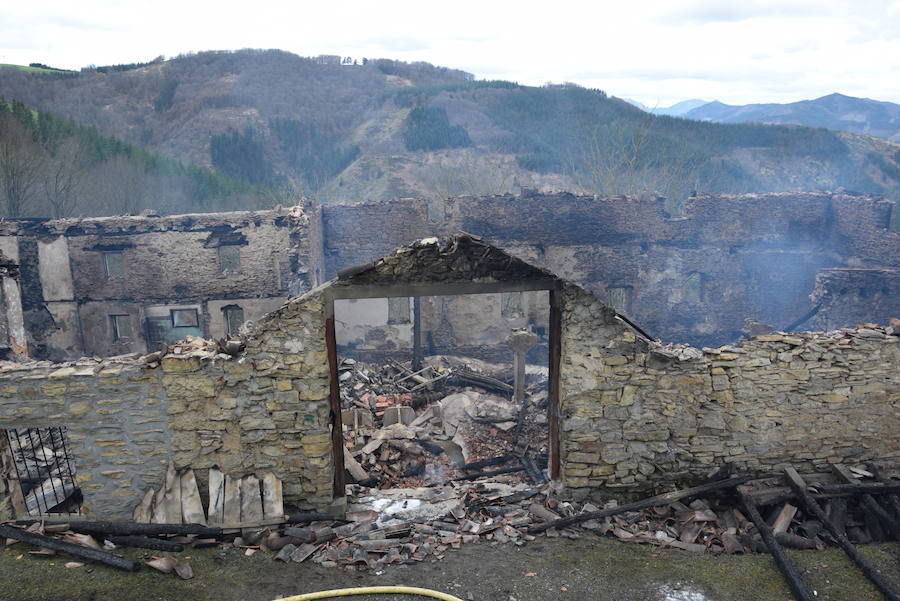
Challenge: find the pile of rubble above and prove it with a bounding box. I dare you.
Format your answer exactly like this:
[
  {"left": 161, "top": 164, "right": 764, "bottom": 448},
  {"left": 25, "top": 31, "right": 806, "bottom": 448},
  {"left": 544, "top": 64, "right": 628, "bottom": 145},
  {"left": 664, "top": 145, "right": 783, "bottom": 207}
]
[
  {"left": 338, "top": 355, "right": 549, "bottom": 489},
  {"left": 2, "top": 465, "right": 897, "bottom": 580}
]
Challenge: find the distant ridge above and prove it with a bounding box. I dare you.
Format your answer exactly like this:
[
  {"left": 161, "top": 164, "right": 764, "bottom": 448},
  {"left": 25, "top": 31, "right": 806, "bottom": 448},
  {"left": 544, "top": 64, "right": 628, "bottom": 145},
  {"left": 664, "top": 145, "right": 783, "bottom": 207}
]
[{"left": 683, "top": 93, "right": 900, "bottom": 142}]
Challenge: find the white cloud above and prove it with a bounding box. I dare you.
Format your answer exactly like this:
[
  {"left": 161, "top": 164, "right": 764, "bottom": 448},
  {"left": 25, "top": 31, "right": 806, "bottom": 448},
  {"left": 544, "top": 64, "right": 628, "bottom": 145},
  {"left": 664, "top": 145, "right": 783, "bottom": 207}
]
[{"left": 0, "top": 0, "right": 898, "bottom": 106}]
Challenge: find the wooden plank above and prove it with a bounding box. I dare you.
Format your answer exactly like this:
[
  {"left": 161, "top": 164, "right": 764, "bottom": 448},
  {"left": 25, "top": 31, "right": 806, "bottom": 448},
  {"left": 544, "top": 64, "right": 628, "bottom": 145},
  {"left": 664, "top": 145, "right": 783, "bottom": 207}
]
[
  {"left": 132, "top": 489, "right": 154, "bottom": 523},
  {"left": 784, "top": 467, "right": 900, "bottom": 601},
  {"left": 771, "top": 503, "right": 797, "bottom": 534},
  {"left": 239, "top": 475, "right": 263, "bottom": 523},
  {"left": 223, "top": 475, "right": 241, "bottom": 526},
  {"left": 162, "top": 462, "right": 181, "bottom": 524},
  {"left": 180, "top": 470, "right": 206, "bottom": 526},
  {"left": 261, "top": 472, "right": 284, "bottom": 520},
  {"left": 151, "top": 487, "right": 166, "bottom": 524},
  {"left": 207, "top": 468, "right": 225, "bottom": 526}
]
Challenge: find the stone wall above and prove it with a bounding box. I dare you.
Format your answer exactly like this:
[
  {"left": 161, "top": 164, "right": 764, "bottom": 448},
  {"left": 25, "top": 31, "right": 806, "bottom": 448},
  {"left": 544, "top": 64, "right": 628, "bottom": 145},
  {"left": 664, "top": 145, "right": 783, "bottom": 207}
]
[
  {"left": 1, "top": 207, "right": 314, "bottom": 359},
  {"left": 322, "top": 192, "right": 899, "bottom": 347},
  {"left": 0, "top": 235, "right": 897, "bottom": 520},
  {"left": 0, "top": 289, "right": 335, "bottom": 519},
  {"left": 558, "top": 280, "right": 900, "bottom": 497}
]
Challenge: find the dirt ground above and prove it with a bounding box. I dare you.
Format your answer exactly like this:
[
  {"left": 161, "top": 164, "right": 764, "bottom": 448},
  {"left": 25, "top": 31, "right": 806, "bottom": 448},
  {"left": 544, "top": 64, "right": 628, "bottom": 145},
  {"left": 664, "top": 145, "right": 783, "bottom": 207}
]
[{"left": 2, "top": 534, "right": 898, "bottom": 601}]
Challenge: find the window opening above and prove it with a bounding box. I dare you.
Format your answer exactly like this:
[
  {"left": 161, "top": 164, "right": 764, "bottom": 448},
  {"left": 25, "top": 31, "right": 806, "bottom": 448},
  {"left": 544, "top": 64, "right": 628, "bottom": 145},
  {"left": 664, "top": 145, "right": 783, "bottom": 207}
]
[
  {"left": 3, "top": 427, "right": 82, "bottom": 516},
  {"left": 607, "top": 286, "right": 632, "bottom": 314},
  {"left": 683, "top": 272, "right": 703, "bottom": 303},
  {"left": 171, "top": 308, "right": 199, "bottom": 328},
  {"left": 103, "top": 251, "right": 123, "bottom": 278},
  {"left": 222, "top": 304, "right": 245, "bottom": 337},
  {"left": 387, "top": 297, "right": 411, "bottom": 324},
  {"left": 144, "top": 315, "right": 170, "bottom": 350},
  {"left": 110, "top": 314, "right": 132, "bottom": 341},
  {"left": 500, "top": 291, "right": 524, "bottom": 318},
  {"left": 218, "top": 245, "right": 241, "bottom": 274}
]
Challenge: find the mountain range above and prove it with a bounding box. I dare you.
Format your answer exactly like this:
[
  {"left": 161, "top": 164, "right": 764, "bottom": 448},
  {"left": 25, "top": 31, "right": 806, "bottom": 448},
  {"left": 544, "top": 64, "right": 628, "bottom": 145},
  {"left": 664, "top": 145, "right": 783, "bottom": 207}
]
[{"left": 1, "top": 50, "right": 899, "bottom": 219}]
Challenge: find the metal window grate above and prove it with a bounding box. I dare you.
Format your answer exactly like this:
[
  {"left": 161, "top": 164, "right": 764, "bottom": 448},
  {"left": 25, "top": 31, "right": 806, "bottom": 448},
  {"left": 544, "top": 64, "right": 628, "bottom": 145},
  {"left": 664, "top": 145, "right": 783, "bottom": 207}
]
[{"left": 4, "top": 427, "right": 82, "bottom": 516}]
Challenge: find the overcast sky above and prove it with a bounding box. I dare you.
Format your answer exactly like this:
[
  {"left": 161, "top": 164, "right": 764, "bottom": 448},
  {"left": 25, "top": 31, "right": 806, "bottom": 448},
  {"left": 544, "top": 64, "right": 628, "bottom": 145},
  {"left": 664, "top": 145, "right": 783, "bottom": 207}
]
[{"left": 2, "top": 0, "right": 899, "bottom": 107}]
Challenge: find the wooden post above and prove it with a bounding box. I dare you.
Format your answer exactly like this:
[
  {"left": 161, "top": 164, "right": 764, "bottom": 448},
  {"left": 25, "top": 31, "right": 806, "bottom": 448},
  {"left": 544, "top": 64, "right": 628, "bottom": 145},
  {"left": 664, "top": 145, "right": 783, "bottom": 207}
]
[
  {"left": 547, "top": 288, "right": 562, "bottom": 481},
  {"left": 784, "top": 467, "right": 900, "bottom": 601},
  {"left": 325, "top": 312, "right": 345, "bottom": 498},
  {"left": 740, "top": 493, "right": 815, "bottom": 601}
]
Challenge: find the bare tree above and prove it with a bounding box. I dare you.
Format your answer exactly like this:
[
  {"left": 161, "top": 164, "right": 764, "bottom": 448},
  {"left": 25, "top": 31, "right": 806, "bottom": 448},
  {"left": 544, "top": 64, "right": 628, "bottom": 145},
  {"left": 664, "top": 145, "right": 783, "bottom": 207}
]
[
  {"left": 42, "top": 138, "right": 85, "bottom": 218},
  {"left": 0, "top": 114, "right": 44, "bottom": 217},
  {"left": 572, "top": 114, "right": 704, "bottom": 204},
  {"left": 93, "top": 155, "right": 150, "bottom": 215}
]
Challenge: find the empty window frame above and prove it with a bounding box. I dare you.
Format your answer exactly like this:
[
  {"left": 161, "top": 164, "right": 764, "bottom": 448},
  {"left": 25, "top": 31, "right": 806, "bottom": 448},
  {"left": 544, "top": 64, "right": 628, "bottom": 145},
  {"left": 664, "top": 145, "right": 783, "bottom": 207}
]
[
  {"left": 144, "top": 316, "right": 170, "bottom": 349},
  {"left": 500, "top": 292, "right": 524, "bottom": 318},
  {"left": 102, "top": 251, "right": 123, "bottom": 278},
  {"left": 222, "top": 304, "right": 245, "bottom": 337},
  {"left": 683, "top": 272, "right": 704, "bottom": 304},
  {"left": 387, "top": 297, "right": 411, "bottom": 324},
  {"left": 110, "top": 314, "right": 132, "bottom": 341},
  {"left": 607, "top": 286, "right": 632, "bottom": 314},
  {"left": 218, "top": 245, "right": 241, "bottom": 274},
  {"left": 171, "top": 308, "right": 199, "bottom": 328},
  {"left": 3, "top": 427, "right": 82, "bottom": 516}
]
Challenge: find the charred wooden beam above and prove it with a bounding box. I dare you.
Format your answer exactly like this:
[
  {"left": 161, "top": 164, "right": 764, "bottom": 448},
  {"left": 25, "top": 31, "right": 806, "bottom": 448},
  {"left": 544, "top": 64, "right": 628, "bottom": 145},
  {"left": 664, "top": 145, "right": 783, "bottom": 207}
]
[
  {"left": 107, "top": 536, "right": 184, "bottom": 552},
  {"left": 529, "top": 475, "right": 752, "bottom": 534},
  {"left": 0, "top": 524, "right": 137, "bottom": 571},
  {"left": 870, "top": 464, "right": 900, "bottom": 520},
  {"left": 285, "top": 513, "right": 350, "bottom": 524},
  {"left": 17, "top": 520, "right": 222, "bottom": 538},
  {"left": 740, "top": 493, "right": 815, "bottom": 601},
  {"left": 832, "top": 465, "right": 900, "bottom": 541},
  {"left": 818, "top": 483, "right": 900, "bottom": 496},
  {"left": 784, "top": 468, "right": 900, "bottom": 601}
]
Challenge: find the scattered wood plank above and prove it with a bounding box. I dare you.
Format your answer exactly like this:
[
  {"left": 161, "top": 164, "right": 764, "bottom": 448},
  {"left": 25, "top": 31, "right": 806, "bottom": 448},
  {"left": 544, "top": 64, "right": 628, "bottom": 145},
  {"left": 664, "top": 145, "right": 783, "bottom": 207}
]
[
  {"left": 261, "top": 472, "right": 284, "bottom": 520},
  {"left": 343, "top": 448, "right": 373, "bottom": 484},
  {"left": 771, "top": 503, "right": 797, "bottom": 534},
  {"left": 529, "top": 475, "right": 752, "bottom": 533},
  {"left": 740, "top": 493, "right": 815, "bottom": 601},
  {"left": 223, "top": 475, "right": 241, "bottom": 526},
  {"left": 162, "top": 462, "right": 182, "bottom": 524},
  {"left": 132, "top": 489, "right": 154, "bottom": 523},
  {"left": 240, "top": 475, "right": 263, "bottom": 524},
  {"left": 180, "top": 470, "right": 206, "bottom": 526},
  {"left": 207, "top": 468, "right": 225, "bottom": 526},
  {"left": 0, "top": 524, "right": 137, "bottom": 572},
  {"left": 784, "top": 467, "right": 900, "bottom": 601}
]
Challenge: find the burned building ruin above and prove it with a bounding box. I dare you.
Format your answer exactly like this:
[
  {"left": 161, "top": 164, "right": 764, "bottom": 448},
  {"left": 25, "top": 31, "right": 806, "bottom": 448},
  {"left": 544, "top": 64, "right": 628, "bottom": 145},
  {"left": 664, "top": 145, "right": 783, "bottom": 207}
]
[
  {"left": 1, "top": 234, "right": 897, "bottom": 523},
  {"left": 0, "top": 190, "right": 897, "bottom": 363}
]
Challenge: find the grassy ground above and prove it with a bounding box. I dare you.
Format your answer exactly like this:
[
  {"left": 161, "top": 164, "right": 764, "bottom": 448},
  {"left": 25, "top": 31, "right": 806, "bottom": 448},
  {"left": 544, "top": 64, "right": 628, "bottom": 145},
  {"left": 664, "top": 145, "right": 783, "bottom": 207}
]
[
  {"left": 1, "top": 535, "right": 897, "bottom": 601},
  {"left": 0, "top": 63, "right": 74, "bottom": 74}
]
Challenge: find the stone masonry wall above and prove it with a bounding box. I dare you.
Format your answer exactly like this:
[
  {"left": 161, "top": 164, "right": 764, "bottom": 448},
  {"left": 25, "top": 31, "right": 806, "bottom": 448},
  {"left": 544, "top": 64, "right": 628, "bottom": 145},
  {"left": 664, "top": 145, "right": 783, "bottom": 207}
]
[
  {"left": 0, "top": 288, "right": 335, "bottom": 519},
  {"left": 559, "top": 281, "right": 900, "bottom": 498}
]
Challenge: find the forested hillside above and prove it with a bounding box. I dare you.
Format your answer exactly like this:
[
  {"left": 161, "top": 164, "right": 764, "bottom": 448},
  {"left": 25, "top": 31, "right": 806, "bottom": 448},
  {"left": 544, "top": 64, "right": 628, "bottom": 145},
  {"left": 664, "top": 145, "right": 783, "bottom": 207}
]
[
  {"left": 0, "top": 97, "right": 265, "bottom": 217},
  {"left": 1, "top": 49, "right": 899, "bottom": 218}
]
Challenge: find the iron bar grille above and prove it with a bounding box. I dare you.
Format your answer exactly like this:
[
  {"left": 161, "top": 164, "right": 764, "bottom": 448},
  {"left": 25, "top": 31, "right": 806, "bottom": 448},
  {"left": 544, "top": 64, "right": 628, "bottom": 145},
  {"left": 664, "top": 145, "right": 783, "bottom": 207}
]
[{"left": 4, "top": 427, "right": 82, "bottom": 515}]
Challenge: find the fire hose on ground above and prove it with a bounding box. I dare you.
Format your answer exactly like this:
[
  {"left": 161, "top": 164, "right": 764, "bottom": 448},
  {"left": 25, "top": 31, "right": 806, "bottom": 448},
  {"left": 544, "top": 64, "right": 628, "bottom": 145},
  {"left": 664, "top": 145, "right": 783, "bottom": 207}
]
[{"left": 276, "top": 586, "right": 464, "bottom": 601}]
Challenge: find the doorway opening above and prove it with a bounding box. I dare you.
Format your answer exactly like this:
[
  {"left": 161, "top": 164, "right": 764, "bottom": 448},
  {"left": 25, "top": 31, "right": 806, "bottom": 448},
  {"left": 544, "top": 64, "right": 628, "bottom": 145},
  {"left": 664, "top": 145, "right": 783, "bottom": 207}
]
[{"left": 330, "top": 288, "right": 555, "bottom": 493}]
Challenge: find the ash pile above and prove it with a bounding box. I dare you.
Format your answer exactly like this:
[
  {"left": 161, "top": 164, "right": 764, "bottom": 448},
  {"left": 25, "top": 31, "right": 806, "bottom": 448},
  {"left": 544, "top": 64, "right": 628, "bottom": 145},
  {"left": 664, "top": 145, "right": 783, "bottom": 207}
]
[{"left": 339, "top": 351, "right": 550, "bottom": 489}]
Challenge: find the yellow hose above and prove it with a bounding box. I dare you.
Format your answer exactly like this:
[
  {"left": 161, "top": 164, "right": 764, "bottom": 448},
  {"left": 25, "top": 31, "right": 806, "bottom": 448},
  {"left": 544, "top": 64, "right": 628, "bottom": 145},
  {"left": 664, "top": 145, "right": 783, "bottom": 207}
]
[{"left": 276, "top": 586, "right": 464, "bottom": 601}]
